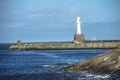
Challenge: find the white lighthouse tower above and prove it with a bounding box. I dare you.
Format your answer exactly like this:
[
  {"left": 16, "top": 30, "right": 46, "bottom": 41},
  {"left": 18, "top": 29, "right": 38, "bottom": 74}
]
[
  {"left": 76, "top": 16, "right": 81, "bottom": 34},
  {"left": 74, "top": 16, "right": 85, "bottom": 43}
]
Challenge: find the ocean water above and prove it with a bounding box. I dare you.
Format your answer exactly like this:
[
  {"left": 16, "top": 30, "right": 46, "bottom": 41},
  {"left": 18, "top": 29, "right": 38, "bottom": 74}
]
[{"left": 0, "top": 44, "right": 116, "bottom": 80}]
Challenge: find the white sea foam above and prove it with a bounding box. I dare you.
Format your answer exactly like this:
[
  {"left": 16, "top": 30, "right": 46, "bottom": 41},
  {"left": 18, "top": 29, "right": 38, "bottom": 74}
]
[
  {"left": 93, "top": 74, "right": 111, "bottom": 79},
  {"left": 42, "top": 65, "right": 56, "bottom": 68},
  {"left": 77, "top": 71, "right": 111, "bottom": 80},
  {"left": 41, "top": 53, "right": 59, "bottom": 58}
]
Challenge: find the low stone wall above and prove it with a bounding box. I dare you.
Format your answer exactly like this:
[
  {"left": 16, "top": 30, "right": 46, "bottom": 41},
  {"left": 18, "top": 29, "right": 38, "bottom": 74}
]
[
  {"left": 9, "top": 41, "right": 120, "bottom": 50},
  {"left": 84, "top": 41, "right": 120, "bottom": 48}
]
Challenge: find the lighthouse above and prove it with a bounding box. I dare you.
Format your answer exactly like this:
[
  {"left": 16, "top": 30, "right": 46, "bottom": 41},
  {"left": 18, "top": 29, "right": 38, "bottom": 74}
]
[
  {"left": 74, "top": 16, "right": 85, "bottom": 43},
  {"left": 76, "top": 16, "right": 81, "bottom": 34}
]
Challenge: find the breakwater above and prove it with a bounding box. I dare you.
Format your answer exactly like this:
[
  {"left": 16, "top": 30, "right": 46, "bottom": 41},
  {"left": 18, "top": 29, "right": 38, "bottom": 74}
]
[{"left": 9, "top": 40, "right": 120, "bottom": 50}]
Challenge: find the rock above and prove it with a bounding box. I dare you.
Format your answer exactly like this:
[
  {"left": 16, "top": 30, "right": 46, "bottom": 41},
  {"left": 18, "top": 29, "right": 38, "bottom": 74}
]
[
  {"left": 59, "top": 48, "right": 120, "bottom": 74},
  {"left": 110, "top": 69, "right": 120, "bottom": 80}
]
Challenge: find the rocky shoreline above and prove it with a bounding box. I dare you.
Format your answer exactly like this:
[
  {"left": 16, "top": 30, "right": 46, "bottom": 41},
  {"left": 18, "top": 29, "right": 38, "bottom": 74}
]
[{"left": 58, "top": 48, "right": 120, "bottom": 79}]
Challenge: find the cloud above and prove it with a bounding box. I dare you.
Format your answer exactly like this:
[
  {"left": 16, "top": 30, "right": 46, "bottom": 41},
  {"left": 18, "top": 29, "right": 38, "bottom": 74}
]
[{"left": 27, "top": 13, "right": 44, "bottom": 18}]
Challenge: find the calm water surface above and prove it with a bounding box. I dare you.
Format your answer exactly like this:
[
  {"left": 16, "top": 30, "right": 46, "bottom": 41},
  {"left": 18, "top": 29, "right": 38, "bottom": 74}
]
[{"left": 0, "top": 44, "right": 113, "bottom": 80}]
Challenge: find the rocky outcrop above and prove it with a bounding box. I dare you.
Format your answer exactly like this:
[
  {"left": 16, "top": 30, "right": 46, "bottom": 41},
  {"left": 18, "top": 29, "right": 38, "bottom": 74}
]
[{"left": 60, "top": 48, "right": 120, "bottom": 74}]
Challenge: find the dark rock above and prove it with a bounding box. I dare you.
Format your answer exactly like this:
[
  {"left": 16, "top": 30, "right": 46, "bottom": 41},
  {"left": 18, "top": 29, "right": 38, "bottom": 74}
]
[{"left": 110, "top": 69, "right": 120, "bottom": 80}]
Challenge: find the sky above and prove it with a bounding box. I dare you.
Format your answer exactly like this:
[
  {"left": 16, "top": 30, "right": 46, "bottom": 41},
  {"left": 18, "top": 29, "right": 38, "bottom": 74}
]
[{"left": 0, "top": 0, "right": 120, "bottom": 43}]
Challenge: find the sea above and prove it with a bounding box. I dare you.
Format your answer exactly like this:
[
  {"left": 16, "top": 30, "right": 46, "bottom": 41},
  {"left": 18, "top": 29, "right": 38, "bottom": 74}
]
[{"left": 0, "top": 43, "right": 119, "bottom": 80}]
